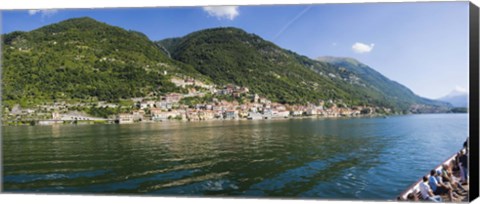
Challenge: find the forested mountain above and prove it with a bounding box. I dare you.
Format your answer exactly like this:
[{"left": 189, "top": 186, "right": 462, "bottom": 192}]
[
  {"left": 158, "top": 27, "right": 362, "bottom": 105},
  {"left": 2, "top": 17, "right": 451, "bottom": 113},
  {"left": 316, "top": 57, "right": 451, "bottom": 112},
  {"left": 2, "top": 17, "right": 203, "bottom": 108},
  {"left": 157, "top": 28, "right": 450, "bottom": 112}
]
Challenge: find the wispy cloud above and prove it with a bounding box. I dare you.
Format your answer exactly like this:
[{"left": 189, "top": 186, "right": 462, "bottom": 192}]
[
  {"left": 273, "top": 6, "right": 312, "bottom": 40},
  {"left": 352, "top": 42, "right": 375, "bottom": 54},
  {"left": 202, "top": 6, "right": 239, "bottom": 20},
  {"left": 28, "top": 9, "right": 58, "bottom": 18}
]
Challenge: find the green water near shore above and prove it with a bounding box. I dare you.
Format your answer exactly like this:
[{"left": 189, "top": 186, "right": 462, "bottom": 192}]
[{"left": 2, "top": 114, "right": 467, "bottom": 200}]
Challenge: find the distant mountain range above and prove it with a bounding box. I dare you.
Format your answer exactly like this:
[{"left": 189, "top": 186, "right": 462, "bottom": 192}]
[
  {"left": 2, "top": 17, "right": 452, "bottom": 113},
  {"left": 315, "top": 57, "right": 451, "bottom": 113},
  {"left": 437, "top": 88, "right": 468, "bottom": 108}
]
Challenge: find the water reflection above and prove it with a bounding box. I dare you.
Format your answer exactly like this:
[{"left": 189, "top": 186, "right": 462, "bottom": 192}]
[{"left": 2, "top": 114, "right": 468, "bottom": 200}]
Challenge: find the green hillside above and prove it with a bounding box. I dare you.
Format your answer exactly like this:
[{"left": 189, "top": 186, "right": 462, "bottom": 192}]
[
  {"left": 2, "top": 17, "right": 451, "bottom": 113},
  {"left": 158, "top": 28, "right": 348, "bottom": 104},
  {"left": 316, "top": 57, "right": 452, "bottom": 112},
  {"left": 157, "top": 27, "right": 450, "bottom": 112},
  {"left": 1, "top": 17, "right": 203, "bottom": 108}
]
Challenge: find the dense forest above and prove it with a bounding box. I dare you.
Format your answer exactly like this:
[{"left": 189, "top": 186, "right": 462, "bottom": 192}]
[
  {"left": 2, "top": 17, "right": 203, "bottom": 108},
  {"left": 157, "top": 27, "right": 450, "bottom": 112}
]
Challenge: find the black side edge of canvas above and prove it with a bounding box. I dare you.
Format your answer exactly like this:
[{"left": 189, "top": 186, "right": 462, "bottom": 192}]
[{"left": 469, "top": 1, "right": 479, "bottom": 202}]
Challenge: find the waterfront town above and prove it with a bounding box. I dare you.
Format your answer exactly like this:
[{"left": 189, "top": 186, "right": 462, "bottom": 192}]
[{"left": 2, "top": 77, "right": 391, "bottom": 126}]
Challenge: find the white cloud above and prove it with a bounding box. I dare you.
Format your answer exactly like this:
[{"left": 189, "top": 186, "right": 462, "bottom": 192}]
[
  {"left": 352, "top": 42, "right": 375, "bottom": 54},
  {"left": 202, "top": 6, "right": 239, "bottom": 20},
  {"left": 28, "top": 9, "right": 58, "bottom": 17}
]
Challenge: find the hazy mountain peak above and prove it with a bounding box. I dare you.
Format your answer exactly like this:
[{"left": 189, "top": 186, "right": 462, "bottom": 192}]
[
  {"left": 449, "top": 86, "right": 468, "bottom": 96},
  {"left": 438, "top": 86, "right": 468, "bottom": 108}
]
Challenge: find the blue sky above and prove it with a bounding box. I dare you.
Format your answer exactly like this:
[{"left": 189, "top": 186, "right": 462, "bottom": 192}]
[{"left": 1, "top": 2, "right": 470, "bottom": 99}]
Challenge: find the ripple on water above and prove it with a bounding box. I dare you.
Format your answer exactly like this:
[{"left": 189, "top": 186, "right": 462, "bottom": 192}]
[
  {"left": 2, "top": 114, "right": 468, "bottom": 199},
  {"left": 3, "top": 169, "right": 110, "bottom": 184}
]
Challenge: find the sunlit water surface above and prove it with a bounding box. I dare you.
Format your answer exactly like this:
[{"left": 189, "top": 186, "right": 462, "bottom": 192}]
[{"left": 2, "top": 114, "right": 467, "bottom": 200}]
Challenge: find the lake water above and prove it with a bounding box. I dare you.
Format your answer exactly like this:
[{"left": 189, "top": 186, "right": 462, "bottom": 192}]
[{"left": 2, "top": 114, "right": 468, "bottom": 200}]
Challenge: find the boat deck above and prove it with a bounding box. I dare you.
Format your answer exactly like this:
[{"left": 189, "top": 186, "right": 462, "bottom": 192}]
[
  {"left": 440, "top": 169, "right": 469, "bottom": 202},
  {"left": 397, "top": 148, "right": 469, "bottom": 202},
  {"left": 444, "top": 182, "right": 469, "bottom": 202}
]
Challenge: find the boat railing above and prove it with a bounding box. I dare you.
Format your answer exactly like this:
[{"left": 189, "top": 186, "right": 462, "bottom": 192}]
[{"left": 397, "top": 148, "right": 465, "bottom": 200}]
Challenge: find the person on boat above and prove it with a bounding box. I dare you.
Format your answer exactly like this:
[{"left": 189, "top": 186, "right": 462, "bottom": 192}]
[
  {"left": 441, "top": 164, "right": 468, "bottom": 194},
  {"left": 419, "top": 176, "right": 442, "bottom": 202},
  {"left": 435, "top": 169, "right": 465, "bottom": 199},
  {"left": 407, "top": 192, "right": 418, "bottom": 201},
  {"left": 459, "top": 149, "right": 468, "bottom": 184},
  {"left": 429, "top": 169, "right": 456, "bottom": 201},
  {"left": 454, "top": 153, "right": 462, "bottom": 172}
]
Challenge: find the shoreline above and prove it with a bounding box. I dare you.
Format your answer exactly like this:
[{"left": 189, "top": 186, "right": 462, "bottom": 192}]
[
  {"left": 1, "top": 112, "right": 468, "bottom": 127},
  {"left": 2, "top": 113, "right": 392, "bottom": 127}
]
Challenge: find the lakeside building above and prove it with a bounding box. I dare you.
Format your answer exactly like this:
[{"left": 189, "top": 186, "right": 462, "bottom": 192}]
[
  {"left": 224, "top": 110, "right": 239, "bottom": 120},
  {"left": 247, "top": 112, "right": 263, "bottom": 120},
  {"left": 276, "top": 110, "right": 290, "bottom": 118},
  {"left": 2, "top": 76, "right": 385, "bottom": 124},
  {"left": 155, "top": 101, "right": 173, "bottom": 110},
  {"left": 139, "top": 100, "right": 156, "bottom": 110},
  {"left": 198, "top": 110, "right": 215, "bottom": 120},
  {"left": 164, "top": 93, "right": 183, "bottom": 103},
  {"left": 291, "top": 110, "right": 304, "bottom": 116},
  {"left": 152, "top": 111, "right": 180, "bottom": 121},
  {"left": 38, "top": 120, "right": 64, "bottom": 125},
  {"left": 117, "top": 113, "right": 134, "bottom": 124},
  {"left": 53, "top": 112, "right": 107, "bottom": 121},
  {"left": 132, "top": 110, "right": 145, "bottom": 121}
]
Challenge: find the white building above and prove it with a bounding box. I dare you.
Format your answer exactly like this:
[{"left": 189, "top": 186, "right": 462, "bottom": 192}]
[{"left": 118, "top": 114, "right": 134, "bottom": 124}]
